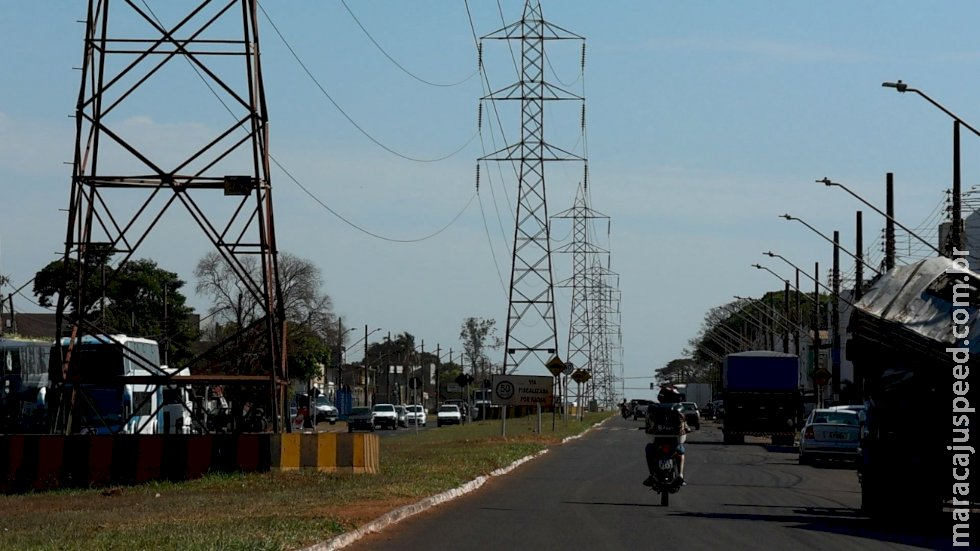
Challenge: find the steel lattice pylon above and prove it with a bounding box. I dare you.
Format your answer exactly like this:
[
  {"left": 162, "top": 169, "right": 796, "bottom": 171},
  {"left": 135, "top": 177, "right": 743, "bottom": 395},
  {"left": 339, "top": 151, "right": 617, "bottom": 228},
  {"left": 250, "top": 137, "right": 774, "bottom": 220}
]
[
  {"left": 51, "top": 0, "right": 287, "bottom": 433},
  {"left": 588, "top": 258, "right": 621, "bottom": 409},
  {"left": 480, "top": 0, "right": 584, "bottom": 374},
  {"left": 553, "top": 183, "right": 607, "bottom": 385}
]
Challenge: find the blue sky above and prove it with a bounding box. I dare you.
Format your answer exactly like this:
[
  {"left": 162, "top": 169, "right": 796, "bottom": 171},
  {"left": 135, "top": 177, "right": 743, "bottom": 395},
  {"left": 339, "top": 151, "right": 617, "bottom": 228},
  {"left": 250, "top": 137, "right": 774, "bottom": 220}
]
[{"left": 3, "top": 2, "right": 980, "bottom": 400}]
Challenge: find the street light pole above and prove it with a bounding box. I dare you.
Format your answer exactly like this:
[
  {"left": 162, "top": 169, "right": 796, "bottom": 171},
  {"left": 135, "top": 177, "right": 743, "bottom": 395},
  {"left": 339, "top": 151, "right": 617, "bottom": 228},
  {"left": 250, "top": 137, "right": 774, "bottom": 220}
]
[
  {"left": 817, "top": 177, "right": 942, "bottom": 257},
  {"left": 883, "top": 81, "right": 970, "bottom": 253},
  {"left": 780, "top": 214, "right": 881, "bottom": 276}
]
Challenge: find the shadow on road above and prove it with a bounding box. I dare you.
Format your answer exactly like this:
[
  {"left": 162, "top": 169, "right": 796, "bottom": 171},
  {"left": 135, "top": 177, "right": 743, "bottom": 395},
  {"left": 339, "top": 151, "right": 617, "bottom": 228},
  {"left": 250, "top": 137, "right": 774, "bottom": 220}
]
[
  {"left": 673, "top": 507, "right": 953, "bottom": 550},
  {"left": 562, "top": 498, "right": 668, "bottom": 509}
]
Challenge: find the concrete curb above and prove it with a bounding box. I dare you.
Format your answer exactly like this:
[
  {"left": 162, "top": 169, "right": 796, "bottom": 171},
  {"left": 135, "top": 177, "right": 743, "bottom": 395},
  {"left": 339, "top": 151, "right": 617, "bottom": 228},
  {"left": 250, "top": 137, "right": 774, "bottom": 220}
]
[{"left": 305, "top": 417, "right": 610, "bottom": 551}]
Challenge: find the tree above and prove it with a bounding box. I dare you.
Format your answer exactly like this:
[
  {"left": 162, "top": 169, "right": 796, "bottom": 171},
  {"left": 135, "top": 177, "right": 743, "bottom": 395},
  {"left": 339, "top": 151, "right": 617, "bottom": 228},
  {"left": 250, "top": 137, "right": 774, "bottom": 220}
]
[
  {"left": 194, "top": 251, "right": 337, "bottom": 379},
  {"left": 33, "top": 256, "right": 198, "bottom": 365},
  {"left": 459, "top": 317, "right": 501, "bottom": 380}
]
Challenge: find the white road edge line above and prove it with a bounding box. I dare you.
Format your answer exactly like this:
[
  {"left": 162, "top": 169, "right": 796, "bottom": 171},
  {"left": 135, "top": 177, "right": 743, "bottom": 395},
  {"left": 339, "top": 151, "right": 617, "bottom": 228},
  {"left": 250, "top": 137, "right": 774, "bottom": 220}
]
[{"left": 304, "top": 417, "right": 610, "bottom": 551}]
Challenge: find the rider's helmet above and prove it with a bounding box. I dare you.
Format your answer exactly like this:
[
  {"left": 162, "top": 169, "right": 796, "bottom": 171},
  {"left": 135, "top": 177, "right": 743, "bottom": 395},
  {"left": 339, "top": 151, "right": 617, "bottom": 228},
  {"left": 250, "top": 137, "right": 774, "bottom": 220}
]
[{"left": 657, "top": 385, "right": 683, "bottom": 404}]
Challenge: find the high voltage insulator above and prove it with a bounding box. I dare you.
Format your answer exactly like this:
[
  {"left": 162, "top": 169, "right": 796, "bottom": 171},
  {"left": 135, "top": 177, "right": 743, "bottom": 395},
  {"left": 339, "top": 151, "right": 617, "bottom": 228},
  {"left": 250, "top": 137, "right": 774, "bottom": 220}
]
[
  {"left": 478, "top": 42, "right": 483, "bottom": 69},
  {"left": 581, "top": 43, "right": 586, "bottom": 70},
  {"left": 583, "top": 164, "right": 589, "bottom": 188},
  {"left": 478, "top": 103, "right": 483, "bottom": 130},
  {"left": 475, "top": 163, "right": 481, "bottom": 191},
  {"left": 581, "top": 104, "right": 586, "bottom": 130}
]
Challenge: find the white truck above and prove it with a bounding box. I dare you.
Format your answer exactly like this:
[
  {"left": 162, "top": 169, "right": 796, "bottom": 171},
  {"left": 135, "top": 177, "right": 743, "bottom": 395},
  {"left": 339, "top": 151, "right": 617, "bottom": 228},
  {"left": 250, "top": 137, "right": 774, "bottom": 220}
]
[{"left": 678, "top": 383, "right": 713, "bottom": 408}]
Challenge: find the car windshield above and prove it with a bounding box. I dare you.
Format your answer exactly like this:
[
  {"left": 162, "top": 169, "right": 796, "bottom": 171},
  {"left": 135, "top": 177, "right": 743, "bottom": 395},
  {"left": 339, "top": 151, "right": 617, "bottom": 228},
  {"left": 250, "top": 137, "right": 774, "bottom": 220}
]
[
  {"left": 315, "top": 395, "right": 332, "bottom": 407},
  {"left": 373, "top": 404, "right": 395, "bottom": 412},
  {"left": 810, "top": 411, "right": 858, "bottom": 425},
  {"left": 439, "top": 405, "right": 458, "bottom": 412},
  {"left": 408, "top": 406, "right": 423, "bottom": 412},
  {"left": 350, "top": 407, "right": 371, "bottom": 415}
]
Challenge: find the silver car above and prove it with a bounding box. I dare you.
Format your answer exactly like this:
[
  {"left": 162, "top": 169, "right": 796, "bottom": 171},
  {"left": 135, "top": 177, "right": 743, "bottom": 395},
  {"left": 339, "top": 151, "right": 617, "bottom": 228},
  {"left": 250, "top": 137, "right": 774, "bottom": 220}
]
[{"left": 798, "top": 408, "right": 862, "bottom": 465}]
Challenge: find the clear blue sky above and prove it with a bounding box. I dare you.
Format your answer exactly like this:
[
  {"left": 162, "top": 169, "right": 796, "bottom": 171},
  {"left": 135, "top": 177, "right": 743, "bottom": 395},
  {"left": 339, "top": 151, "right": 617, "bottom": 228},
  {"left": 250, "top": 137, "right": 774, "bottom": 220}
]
[{"left": 3, "top": 2, "right": 980, "bottom": 401}]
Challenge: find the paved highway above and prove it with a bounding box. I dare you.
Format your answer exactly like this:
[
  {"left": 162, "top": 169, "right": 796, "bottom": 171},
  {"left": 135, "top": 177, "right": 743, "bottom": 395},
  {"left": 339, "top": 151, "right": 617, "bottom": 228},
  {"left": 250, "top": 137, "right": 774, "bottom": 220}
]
[{"left": 346, "top": 416, "right": 955, "bottom": 550}]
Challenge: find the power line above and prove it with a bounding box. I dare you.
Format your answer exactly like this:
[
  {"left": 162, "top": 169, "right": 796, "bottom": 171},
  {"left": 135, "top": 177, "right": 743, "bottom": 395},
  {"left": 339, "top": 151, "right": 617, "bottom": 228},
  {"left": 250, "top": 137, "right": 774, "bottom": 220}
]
[
  {"left": 258, "top": 1, "right": 479, "bottom": 163},
  {"left": 339, "top": 0, "right": 478, "bottom": 88},
  {"left": 271, "top": 155, "right": 477, "bottom": 243}
]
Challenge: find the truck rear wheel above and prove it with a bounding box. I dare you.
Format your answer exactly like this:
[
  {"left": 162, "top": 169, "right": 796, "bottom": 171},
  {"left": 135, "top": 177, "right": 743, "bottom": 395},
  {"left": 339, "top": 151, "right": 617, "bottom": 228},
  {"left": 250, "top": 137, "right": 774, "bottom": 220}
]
[{"left": 723, "top": 433, "right": 744, "bottom": 445}]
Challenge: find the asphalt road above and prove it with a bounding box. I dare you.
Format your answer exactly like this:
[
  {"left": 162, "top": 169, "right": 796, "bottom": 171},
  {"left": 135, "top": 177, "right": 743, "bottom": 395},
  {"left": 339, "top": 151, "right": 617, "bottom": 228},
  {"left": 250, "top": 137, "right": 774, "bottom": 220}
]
[{"left": 346, "top": 416, "right": 957, "bottom": 550}]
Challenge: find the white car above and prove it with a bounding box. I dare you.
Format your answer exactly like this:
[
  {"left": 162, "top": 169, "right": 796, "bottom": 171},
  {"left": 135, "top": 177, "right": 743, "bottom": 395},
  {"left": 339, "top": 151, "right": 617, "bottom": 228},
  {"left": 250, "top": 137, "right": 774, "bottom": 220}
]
[
  {"left": 436, "top": 404, "right": 462, "bottom": 427},
  {"left": 372, "top": 403, "right": 399, "bottom": 430},
  {"left": 406, "top": 404, "right": 427, "bottom": 427},
  {"left": 798, "top": 408, "right": 862, "bottom": 464}
]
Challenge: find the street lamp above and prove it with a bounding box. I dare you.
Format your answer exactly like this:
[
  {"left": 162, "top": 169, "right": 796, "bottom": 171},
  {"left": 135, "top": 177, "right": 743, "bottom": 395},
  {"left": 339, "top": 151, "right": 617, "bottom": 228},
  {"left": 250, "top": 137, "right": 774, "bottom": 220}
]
[
  {"left": 882, "top": 80, "right": 980, "bottom": 137},
  {"left": 817, "top": 178, "right": 942, "bottom": 256},
  {"left": 780, "top": 214, "right": 881, "bottom": 276},
  {"left": 761, "top": 253, "right": 855, "bottom": 308},
  {"left": 883, "top": 79, "right": 975, "bottom": 253}
]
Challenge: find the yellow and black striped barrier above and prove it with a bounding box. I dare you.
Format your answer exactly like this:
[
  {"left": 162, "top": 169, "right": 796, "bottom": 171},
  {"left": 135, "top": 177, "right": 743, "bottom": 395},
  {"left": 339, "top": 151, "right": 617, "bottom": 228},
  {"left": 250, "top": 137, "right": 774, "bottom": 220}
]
[{"left": 0, "top": 433, "right": 378, "bottom": 493}]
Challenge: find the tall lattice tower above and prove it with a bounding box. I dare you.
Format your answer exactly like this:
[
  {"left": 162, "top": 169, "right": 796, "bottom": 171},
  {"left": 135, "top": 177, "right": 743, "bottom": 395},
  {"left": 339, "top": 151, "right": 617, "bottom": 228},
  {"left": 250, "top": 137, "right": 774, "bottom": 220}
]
[
  {"left": 553, "top": 183, "right": 608, "bottom": 382},
  {"left": 479, "top": 0, "right": 584, "bottom": 374},
  {"left": 51, "top": 1, "right": 287, "bottom": 433},
  {"left": 589, "top": 257, "right": 621, "bottom": 408}
]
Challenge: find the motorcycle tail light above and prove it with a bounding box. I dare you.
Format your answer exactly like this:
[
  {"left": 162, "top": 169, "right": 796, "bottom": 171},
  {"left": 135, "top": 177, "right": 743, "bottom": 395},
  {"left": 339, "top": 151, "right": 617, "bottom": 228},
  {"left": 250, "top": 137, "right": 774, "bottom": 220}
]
[
  {"left": 660, "top": 444, "right": 672, "bottom": 454},
  {"left": 804, "top": 427, "right": 814, "bottom": 439}
]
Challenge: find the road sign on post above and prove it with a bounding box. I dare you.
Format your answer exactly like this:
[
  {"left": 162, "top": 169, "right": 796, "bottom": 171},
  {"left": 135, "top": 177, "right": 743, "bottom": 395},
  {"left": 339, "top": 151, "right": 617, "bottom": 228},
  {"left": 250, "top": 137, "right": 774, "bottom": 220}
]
[
  {"left": 812, "top": 367, "right": 831, "bottom": 387},
  {"left": 545, "top": 355, "right": 565, "bottom": 376},
  {"left": 490, "top": 375, "right": 554, "bottom": 406}
]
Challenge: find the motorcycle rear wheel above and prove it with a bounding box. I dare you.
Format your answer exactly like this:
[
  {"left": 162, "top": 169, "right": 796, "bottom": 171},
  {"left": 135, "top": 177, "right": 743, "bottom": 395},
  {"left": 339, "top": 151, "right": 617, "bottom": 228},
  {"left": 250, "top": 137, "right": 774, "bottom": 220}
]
[{"left": 660, "top": 490, "right": 669, "bottom": 506}]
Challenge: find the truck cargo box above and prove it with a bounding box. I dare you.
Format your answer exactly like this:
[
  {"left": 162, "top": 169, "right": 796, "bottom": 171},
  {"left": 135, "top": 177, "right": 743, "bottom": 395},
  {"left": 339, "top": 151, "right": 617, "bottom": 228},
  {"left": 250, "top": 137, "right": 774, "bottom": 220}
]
[{"left": 723, "top": 351, "right": 799, "bottom": 391}]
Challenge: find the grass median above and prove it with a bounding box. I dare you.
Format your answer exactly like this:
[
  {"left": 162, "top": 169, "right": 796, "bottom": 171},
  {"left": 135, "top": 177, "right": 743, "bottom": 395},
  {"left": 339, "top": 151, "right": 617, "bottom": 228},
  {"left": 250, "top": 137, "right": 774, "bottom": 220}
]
[{"left": 0, "top": 411, "right": 612, "bottom": 551}]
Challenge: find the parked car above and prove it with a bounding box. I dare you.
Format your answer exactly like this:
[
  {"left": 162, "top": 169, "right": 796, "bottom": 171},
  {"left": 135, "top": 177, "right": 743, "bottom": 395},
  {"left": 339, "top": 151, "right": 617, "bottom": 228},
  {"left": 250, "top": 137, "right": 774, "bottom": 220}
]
[
  {"left": 406, "top": 404, "right": 427, "bottom": 427},
  {"left": 680, "top": 402, "right": 701, "bottom": 430},
  {"left": 630, "top": 399, "right": 655, "bottom": 421},
  {"left": 394, "top": 405, "right": 409, "bottom": 428},
  {"left": 296, "top": 393, "right": 338, "bottom": 425},
  {"left": 372, "top": 403, "right": 399, "bottom": 430},
  {"left": 347, "top": 406, "right": 375, "bottom": 433},
  {"left": 436, "top": 404, "right": 462, "bottom": 427},
  {"left": 798, "top": 408, "right": 862, "bottom": 465}
]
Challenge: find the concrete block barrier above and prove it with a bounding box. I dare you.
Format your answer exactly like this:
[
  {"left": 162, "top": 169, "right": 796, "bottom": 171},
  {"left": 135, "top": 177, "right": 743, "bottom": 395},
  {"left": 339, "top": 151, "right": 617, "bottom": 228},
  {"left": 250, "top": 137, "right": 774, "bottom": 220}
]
[{"left": 0, "top": 432, "right": 379, "bottom": 493}]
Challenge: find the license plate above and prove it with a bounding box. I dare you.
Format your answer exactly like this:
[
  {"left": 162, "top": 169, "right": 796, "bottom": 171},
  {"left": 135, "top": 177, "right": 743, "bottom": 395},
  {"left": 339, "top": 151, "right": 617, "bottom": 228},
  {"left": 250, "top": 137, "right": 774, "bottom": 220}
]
[
  {"left": 826, "top": 432, "right": 847, "bottom": 440},
  {"left": 658, "top": 459, "right": 674, "bottom": 470}
]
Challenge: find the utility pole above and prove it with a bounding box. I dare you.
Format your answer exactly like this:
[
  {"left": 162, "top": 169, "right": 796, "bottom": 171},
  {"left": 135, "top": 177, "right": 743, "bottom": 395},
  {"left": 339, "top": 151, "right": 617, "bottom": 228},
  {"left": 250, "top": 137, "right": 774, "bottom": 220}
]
[
  {"left": 363, "top": 324, "right": 369, "bottom": 406},
  {"left": 783, "top": 280, "right": 790, "bottom": 354},
  {"left": 885, "top": 173, "right": 896, "bottom": 271},
  {"left": 795, "top": 269, "right": 801, "bottom": 359},
  {"left": 832, "top": 231, "right": 841, "bottom": 399},
  {"left": 435, "top": 343, "right": 441, "bottom": 410},
  {"left": 813, "top": 262, "right": 821, "bottom": 406},
  {"left": 855, "top": 211, "right": 864, "bottom": 301},
  {"left": 952, "top": 121, "right": 963, "bottom": 253}
]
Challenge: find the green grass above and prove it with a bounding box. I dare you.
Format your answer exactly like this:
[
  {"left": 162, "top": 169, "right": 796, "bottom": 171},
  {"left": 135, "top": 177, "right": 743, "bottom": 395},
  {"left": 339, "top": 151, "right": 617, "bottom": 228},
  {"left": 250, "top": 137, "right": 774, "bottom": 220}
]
[{"left": 0, "top": 412, "right": 612, "bottom": 551}]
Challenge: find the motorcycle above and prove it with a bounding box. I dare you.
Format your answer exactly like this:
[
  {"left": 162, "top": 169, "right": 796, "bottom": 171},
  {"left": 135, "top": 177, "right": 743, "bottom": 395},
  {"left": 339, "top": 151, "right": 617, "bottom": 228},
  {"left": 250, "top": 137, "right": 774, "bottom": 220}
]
[
  {"left": 620, "top": 404, "right": 631, "bottom": 419},
  {"left": 647, "top": 439, "right": 683, "bottom": 506}
]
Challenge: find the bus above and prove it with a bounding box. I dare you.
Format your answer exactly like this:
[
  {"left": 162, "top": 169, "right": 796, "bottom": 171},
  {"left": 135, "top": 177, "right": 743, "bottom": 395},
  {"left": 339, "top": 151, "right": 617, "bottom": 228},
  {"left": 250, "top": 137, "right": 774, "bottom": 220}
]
[
  {"left": 54, "top": 334, "right": 165, "bottom": 434},
  {"left": 0, "top": 337, "right": 51, "bottom": 432}
]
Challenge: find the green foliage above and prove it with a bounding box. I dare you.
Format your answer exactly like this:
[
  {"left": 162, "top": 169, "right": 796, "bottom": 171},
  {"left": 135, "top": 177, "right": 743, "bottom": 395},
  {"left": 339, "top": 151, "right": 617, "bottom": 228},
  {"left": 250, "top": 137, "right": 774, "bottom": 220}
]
[{"left": 33, "top": 255, "right": 198, "bottom": 365}]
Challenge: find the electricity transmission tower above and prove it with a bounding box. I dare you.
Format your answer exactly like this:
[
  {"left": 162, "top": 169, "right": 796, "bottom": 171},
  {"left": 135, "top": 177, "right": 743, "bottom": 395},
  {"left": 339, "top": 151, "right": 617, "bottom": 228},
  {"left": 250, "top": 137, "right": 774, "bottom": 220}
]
[
  {"left": 552, "top": 183, "right": 608, "bottom": 387},
  {"left": 479, "top": 0, "right": 584, "bottom": 374},
  {"left": 589, "top": 260, "right": 622, "bottom": 408},
  {"left": 51, "top": 1, "right": 287, "bottom": 433}
]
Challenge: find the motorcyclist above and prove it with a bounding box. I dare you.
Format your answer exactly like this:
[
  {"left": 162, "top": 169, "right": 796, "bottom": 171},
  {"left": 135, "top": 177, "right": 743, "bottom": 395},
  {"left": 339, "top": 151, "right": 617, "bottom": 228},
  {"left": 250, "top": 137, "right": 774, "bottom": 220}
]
[
  {"left": 643, "top": 385, "right": 690, "bottom": 487},
  {"left": 619, "top": 399, "right": 630, "bottom": 419}
]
